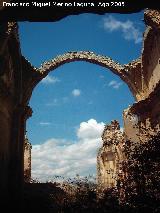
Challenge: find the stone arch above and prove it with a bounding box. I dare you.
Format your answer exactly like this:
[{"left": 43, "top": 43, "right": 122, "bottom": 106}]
[
  {"left": 23, "top": 51, "right": 138, "bottom": 105},
  {"left": 38, "top": 51, "right": 137, "bottom": 95}
]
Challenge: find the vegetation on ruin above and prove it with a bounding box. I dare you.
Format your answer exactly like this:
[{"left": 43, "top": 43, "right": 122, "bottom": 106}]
[
  {"left": 22, "top": 133, "right": 159, "bottom": 212},
  {"left": 119, "top": 132, "right": 160, "bottom": 212}
]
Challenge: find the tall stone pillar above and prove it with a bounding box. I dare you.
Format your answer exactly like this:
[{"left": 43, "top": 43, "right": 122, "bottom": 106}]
[
  {"left": 24, "top": 136, "right": 32, "bottom": 182},
  {"left": 97, "top": 120, "right": 124, "bottom": 190}
]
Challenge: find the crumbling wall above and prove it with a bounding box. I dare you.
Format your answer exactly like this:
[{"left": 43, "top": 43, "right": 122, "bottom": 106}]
[
  {"left": 123, "top": 10, "right": 160, "bottom": 143},
  {"left": 142, "top": 10, "right": 160, "bottom": 98},
  {"left": 0, "top": 22, "right": 32, "bottom": 201},
  {"left": 0, "top": 93, "right": 13, "bottom": 196},
  {"left": 97, "top": 120, "right": 124, "bottom": 190},
  {"left": 24, "top": 136, "right": 32, "bottom": 182},
  {"left": 0, "top": 24, "right": 15, "bottom": 197},
  {"left": 123, "top": 95, "right": 160, "bottom": 144}
]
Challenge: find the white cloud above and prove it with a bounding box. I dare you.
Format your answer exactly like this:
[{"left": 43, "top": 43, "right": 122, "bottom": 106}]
[
  {"left": 77, "top": 119, "right": 105, "bottom": 140},
  {"left": 41, "top": 75, "right": 60, "bottom": 84},
  {"left": 103, "top": 15, "right": 142, "bottom": 44},
  {"left": 39, "top": 122, "right": 51, "bottom": 126},
  {"left": 72, "top": 89, "right": 81, "bottom": 97},
  {"left": 32, "top": 119, "right": 105, "bottom": 182},
  {"left": 108, "top": 80, "right": 123, "bottom": 89}
]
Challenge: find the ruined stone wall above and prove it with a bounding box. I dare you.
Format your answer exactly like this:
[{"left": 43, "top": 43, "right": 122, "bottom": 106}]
[
  {"left": 0, "top": 22, "right": 32, "bottom": 201},
  {"left": 123, "top": 10, "right": 160, "bottom": 143},
  {"left": 142, "top": 10, "right": 160, "bottom": 99},
  {"left": 123, "top": 93, "right": 160, "bottom": 144},
  {"left": 0, "top": 93, "right": 13, "bottom": 195},
  {"left": 0, "top": 24, "right": 15, "bottom": 196},
  {"left": 24, "top": 136, "right": 32, "bottom": 182},
  {"left": 97, "top": 121, "right": 124, "bottom": 190}
]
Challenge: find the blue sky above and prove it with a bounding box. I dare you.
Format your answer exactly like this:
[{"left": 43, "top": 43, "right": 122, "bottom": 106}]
[{"left": 19, "top": 11, "right": 145, "bottom": 181}]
